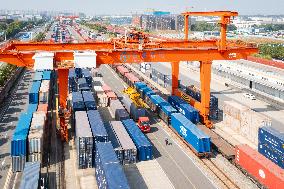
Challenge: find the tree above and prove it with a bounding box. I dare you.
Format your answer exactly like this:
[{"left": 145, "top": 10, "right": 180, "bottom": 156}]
[{"left": 34, "top": 32, "right": 46, "bottom": 42}]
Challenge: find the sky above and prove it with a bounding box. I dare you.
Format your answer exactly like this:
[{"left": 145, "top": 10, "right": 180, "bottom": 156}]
[{"left": 0, "top": 0, "right": 283, "bottom": 15}]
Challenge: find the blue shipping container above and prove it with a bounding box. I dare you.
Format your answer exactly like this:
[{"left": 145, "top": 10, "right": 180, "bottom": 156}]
[
  {"left": 27, "top": 104, "right": 38, "bottom": 114},
  {"left": 161, "top": 105, "right": 177, "bottom": 117},
  {"left": 11, "top": 113, "right": 33, "bottom": 156},
  {"left": 87, "top": 110, "right": 108, "bottom": 142},
  {"left": 259, "top": 126, "right": 284, "bottom": 155},
  {"left": 82, "top": 91, "right": 97, "bottom": 110},
  {"left": 134, "top": 82, "right": 147, "bottom": 90},
  {"left": 121, "top": 119, "right": 152, "bottom": 161},
  {"left": 171, "top": 113, "right": 211, "bottom": 153},
  {"left": 258, "top": 143, "right": 284, "bottom": 169},
  {"left": 29, "top": 81, "right": 41, "bottom": 104},
  {"left": 42, "top": 71, "right": 51, "bottom": 80},
  {"left": 72, "top": 92, "right": 85, "bottom": 111}
]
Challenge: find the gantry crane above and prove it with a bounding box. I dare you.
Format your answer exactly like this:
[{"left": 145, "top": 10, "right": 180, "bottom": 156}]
[{"left": 0, "top": 11, "right": 258, "bottom": 141}]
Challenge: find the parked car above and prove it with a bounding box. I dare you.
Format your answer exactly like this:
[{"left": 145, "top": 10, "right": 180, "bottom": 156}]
[{"left": 243, "top": 93, "right": 256, "bottom": 100}]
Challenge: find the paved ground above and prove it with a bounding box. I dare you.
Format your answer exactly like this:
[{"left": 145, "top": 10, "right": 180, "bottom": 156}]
[
  {"left": 149, "top": 62, "right": 284, "bottom": 131},
  {"left": 0, "top": 70, "right": 33, "bottom": 187},
  {"left": 100, "top": 65, "right": 217, "bottom": 189}
]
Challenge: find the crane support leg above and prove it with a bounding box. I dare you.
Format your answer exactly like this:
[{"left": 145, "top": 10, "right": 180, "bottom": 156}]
[
  {"left": 57, "top": 68, "right": 69, "bottom": 141},
  {"left": 184, "top": 15, "right": 189, "bottom": 40},
  {"left": 171, "top": 61, "right": 179, "bottom": 95},
  {"left": 200, "top": 61, "right": 213, "bottom": 128}
]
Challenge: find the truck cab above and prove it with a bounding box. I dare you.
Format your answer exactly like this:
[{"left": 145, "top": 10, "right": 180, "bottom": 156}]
[{"left": 137, "top": 117, "right": 150, "bottom": 133}]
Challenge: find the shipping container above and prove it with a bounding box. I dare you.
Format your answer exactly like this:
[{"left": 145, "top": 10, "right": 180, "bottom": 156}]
[
  {"left": 33, "top": 71, "right": 43, "bottom": 81},
  {"left": 78, "top": 78, "right": 91, "bottom": 91},
  {"left": 87, "top": 110, "right": 108, "bottom": 143},
  {"left": 159, "top": 105, "right": 178, "bottom": 125},
  {"left": 168, "top": 96, "right": 199, "bottom": 123},
  {"left": 110, "top": 99, "right": 130, "bottom": 121},
  {"left": 102, "top": 84, "right": 112, "bottom": 93},
  {"left": 134, "top": 82, "right": 147, "bottom": 90},
  {"left": 19, "top": 162, "right": 41, "bottom": 189},
  {"left": 72, "top": 92, "right": 85, "bottom": 111},
  {"left": 171, "top": 113, "right": 211, "bottom": 153},
  {"left": 116, "top": 66, "right": 129, "bottom": 76},
  {"left": 106, "top": 91, "right": 117, "bottom": 105},
  {"left": 39, "top": 80, "right": 50, "bottom": 104},
  {"left": 235, "top": 144, "right": 284, "bottom": 189},
  {"left": 11, "top": 113, "right": 33, "bottom": 156},
  {"left": 259, "top": 126, "right": 284, "bottom": 156},
  {"left": 81, "top": 68, "right": 92, "bottom": 87},
  {"left": 12, "top": 155, "right": 26, "bottom": 172},
  {"left": 92, "top": 77, "right": 104, "bottom": 87},
  {"left": 95, "top": 142, "right": 130, "bottom": 189},
  {"left": 121, "top": 119, "right": 152, "bottom": 161},
  {"left": 97, "top": 93, "right": 108, "bottom": 107},
  {"left": 29, "top": 81, "right": 41, "bottom": 104},
  {"left": 93, "top": 86, "right": 104, "bottom": 96},
  {"left": 68, "top": 68, "right": 77, "bottom": 92},
  {"left": 75, "top": 111, "right": 93, "bottom": 169},
  {"left": 121, "top": 94, "right": 146, "bottom": 121},
  {"left": 37, "top": 104, "right": 48, "bottom": 114},
  {"left": 258, "top": 143, "right": 284, "bottom": 169},
  {"left": 27, "top": 104, "right": 38, "bottom": 114},
  {"left": 42, "top": 70, "right": 51, "bottom": 80},
  {"left": 82, "top": 91, "right": 97, "bottom": 110},
  {"left": 110, "top": 121, "right": 137, "bottom": 164}
]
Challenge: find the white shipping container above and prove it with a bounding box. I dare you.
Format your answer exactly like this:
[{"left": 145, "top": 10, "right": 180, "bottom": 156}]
[
  {"left": 92, "top": 77, "right": 104, "bottom": 87},
  {"left": 74, "top": 51, "right": 97, "bottom": 68},
  {"left": 93, "top": 86, "right": 104, "bottom": 95},
  {"left": 97, "top": 93, "right": 108, "bottom": 107},
  {"left": 223, "top": 101, "right": 250, "bottom": 120},
  {"left": 223, "top": 113, "right": 241, "bottom": 132},
  {"left": 39, "top": 80, "right": 50, "bottom": 103},
  {"left": 32, "top": 52, "right": 54, "bottom": 70}
]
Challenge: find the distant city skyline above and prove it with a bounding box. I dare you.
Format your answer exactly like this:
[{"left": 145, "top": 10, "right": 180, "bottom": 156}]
[{"left": 0, "top": 0, "right": 284, "bottom": 15}]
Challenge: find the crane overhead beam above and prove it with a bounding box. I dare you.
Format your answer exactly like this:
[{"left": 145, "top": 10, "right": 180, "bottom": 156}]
[{"left": 182, "top": 11, "right": 238, "bottom": 17}]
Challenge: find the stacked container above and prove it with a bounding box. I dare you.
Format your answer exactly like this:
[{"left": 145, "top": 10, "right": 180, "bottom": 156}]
[
  {"left": 72, "top": 92, "right": 85, "bottom": 111},
  {"left": 121, "top": 119, "right": 152, "bottom": 161},
  {"left": 159, "top": 105, "right": 178, "bottom": 125},
  {"left": 78, "top": 78, "right": 90, "bottom": 91},
  {"left": 42, "top": 70, "right": 52, "bottom": 80},
  {"left": 29, "top": 81, "right": 42, "bottom": 104},
  {"left": 223, "top": 101, "right": 272, "bottom": 145},
  {"left": 28, "top": 112, "right": 46, "bottom": 162},
  {"left": 106, "top": 91, "right": 117, "bottom": 106},
  {"left": 171, "top": 113, "right": 211, "bottom": 153},
  {"left": 116, "top": 65, "right": 129, "bottom": 78},
  {"left": 68, "top": 68, "right": 77, "bottom": 93},
  {"left": 82, "top": 91, "right": 97, "bottom": 110},
  {"left": 185, "top": 85, "right": 219, "bottom": 120},
  {"left": 33, "top": 71, "right": 43, "bottom": 81},
  {"left": 258, "top": 127, "right": 284, "bottom": 168},
  {"left": 121, "top": 94, "right": 146, "bottom": 121},
  {"left": 92, "top": 77, "right": 104, "bottom": 87},
  {"left": 110, "top": 99, "right": 130, "bottom": 121},
  {"left": 39, "top": 80, "right": 50, "bottom": 104},
  {"left": 75, "top": 111, "right": 93, "bottom": 169},
  {"left": 124, "top": 72, "right": 140, "bottom": 86},
  {"left": 19, "top": 162, "right": 41, "bottom": 189},
  {"left": 81, "top": 68, "right": 92, "bottom": 87},
  {"left": 168, "top": 96, "right": 199, "bottom": 124},
  {"left": 95, "top": 142, "right": 130, "bottom": 189},
  {"left": 235, "top": 144, "right": 284, "bottom": 189},
  {"left": 110, "top": 121, "right": 137, "bottom": 164},
  {"left": 97, "top": 93, "right": 108, "bottom": 107},
  {"left": 11, "top": 113, "right": 33, "bottom": 172}
]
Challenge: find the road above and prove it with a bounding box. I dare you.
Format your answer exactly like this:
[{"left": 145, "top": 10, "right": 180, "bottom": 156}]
[
  {"left": 0, "top": 70, "right": 33, "bottom": 187},
  {"left": 150, "top": 62, "right": 284, "bottom": 131},
  {"left": 99, "top": 65, "right": 217, "bottom": 189}
]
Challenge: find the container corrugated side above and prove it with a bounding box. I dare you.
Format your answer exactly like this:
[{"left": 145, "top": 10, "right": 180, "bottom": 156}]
[
  {"left": 19, "top": 162, "right": 41, "bottom": 189},
  {"left": 29, "top": 81, "right": 42, "bottom": 104},
  {"left": 134, "top": 82, "right": 147, "bottom": 90},
  {"left": 82, "top": 91, "right": 97, "bottom": 110},
  {"left": 258, "top": 143, "right": 284, "bottom": 169},
  {"left": 110, "top": 121, "right": 137, "bottom": 164},
  {"left": 235, "top": 144, "right": 284, "bottom": 189},
  {"left": 72, "top": 92, "right": 85, "bottom": 111},
  {"left": 87, "top": 110, "right": 108, "bottom": 142},
  {"left": 11, "top": 113, "right": 33, "bottom": 156},
  {"left": 12, "top": 155, "right": 26, "bottom": 172},
  {"left": 171, "top": 113, "right": 211, "bottom": 153},
  {"left": 75, "top": 111, "right": 93, "bottom": 169},
  {"left": 121, "top": 119, "right": 152, "bottom": 161}
]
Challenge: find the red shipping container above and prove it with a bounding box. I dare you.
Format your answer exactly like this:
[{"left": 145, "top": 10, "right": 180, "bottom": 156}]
[
  {"left": 235, "top": 144, "right": 284, "bottom": 189},
  {"left": 37, "top": 104, "right": 48, "bottom": 114},
  {"left": 102, "top": 84, "right": 112, "bottom": 93},
  {"left": 106, "top": 91, "right": 117, "bottom": 100},
  {"left": 248, "top": 56, "right": 284, "bottom": 69},
  {"left": 125, "top": 73, "right": 139, "bottom": 84},
  {"left": 116, "top": 66, "right": 129, "bottom": 75}
]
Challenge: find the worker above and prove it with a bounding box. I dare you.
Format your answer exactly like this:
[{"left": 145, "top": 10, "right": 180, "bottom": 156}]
[{"left": 165, "top": 138, "right": 169, "bottom": 146}]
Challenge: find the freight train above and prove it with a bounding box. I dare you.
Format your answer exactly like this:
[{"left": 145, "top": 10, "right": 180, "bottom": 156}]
[{"left": 111, "top": 64, "right": 284, "bottom": 189}]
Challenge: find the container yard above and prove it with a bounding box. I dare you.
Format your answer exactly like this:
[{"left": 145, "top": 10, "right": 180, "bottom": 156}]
[{"left": 0, "top": 5, "right": 283, "bottom": 189}]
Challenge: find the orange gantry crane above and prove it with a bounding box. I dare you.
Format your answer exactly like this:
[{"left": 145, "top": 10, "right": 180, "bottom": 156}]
[{"left": 0, "top": 11, "right": 258, "bottom": 141}]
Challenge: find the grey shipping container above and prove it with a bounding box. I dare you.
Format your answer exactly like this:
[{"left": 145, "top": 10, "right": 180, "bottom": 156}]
[
  {"left": 19, "top": 161, "right": 41, "bottom": 189},
  {"left": 75, "top": 111, "right": 93, "bottom": 169},
  {"left": 12, "top": 155, "right": 26, "bottom": 172},
  {"left": 110, "top": 99, "right": 130, "bottom": 121},
  {"left": 121, "top": 94, "right": 146, "bottom": 121},
  {"left": 110, "top": 121, "right": 137, "bottom": 164}
]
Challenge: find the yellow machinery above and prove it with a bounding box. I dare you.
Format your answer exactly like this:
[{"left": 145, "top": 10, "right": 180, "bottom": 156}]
[{"left": 123, "top": 87, "right": 148, "bottom": 108}]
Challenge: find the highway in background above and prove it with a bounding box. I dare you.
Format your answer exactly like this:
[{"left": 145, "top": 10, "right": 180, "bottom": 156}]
[
  {"left": 99, "top": 65, "right": 217, "bottom": 189},
  {"left": 150, "top": 63, "right": 284, "bottom": 131}
]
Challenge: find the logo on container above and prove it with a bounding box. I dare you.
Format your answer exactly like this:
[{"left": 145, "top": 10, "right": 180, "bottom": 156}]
[
  {"left": 258, "top": 169, "right": 266, "bottom": 179},
  {"left": 180, "top": 126, "right": 187, "bottom": 137}
]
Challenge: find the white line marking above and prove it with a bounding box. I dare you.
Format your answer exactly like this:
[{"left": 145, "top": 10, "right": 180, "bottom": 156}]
[{"left": 1, "top": 157, "right": 6, "bottom": 166}]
